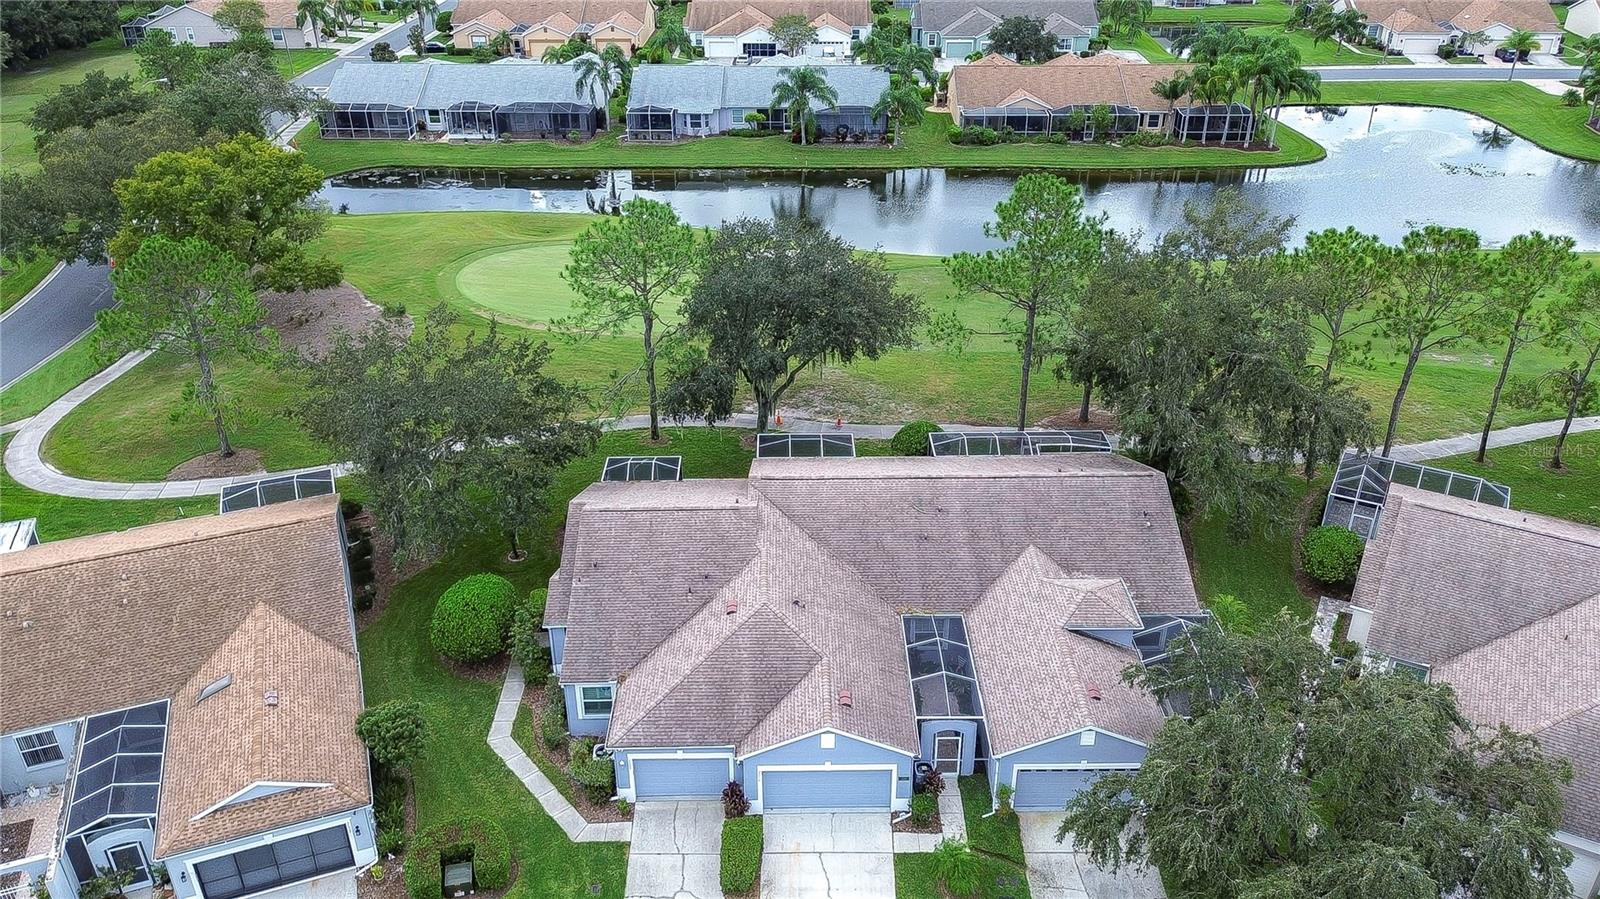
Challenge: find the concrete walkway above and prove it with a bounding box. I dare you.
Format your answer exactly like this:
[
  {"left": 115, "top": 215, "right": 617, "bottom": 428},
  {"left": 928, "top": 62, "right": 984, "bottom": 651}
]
[
  {"left": 626, "top": 801, "right": 723, "bottom": 899},
  {"left": 892, "top": 777, "right": 967, "bottom": 852},
  {"left": 1384, "top": 416, "right": 1600, "bottom": 463},
  {"left": 486, "top": 664, "right": 632, "bottom": 843}
]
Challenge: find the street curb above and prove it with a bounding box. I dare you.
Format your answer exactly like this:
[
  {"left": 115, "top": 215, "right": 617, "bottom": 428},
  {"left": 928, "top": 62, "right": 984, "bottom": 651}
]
[{"left": 0, "top": 260, "right": 66, "bottom": 326}]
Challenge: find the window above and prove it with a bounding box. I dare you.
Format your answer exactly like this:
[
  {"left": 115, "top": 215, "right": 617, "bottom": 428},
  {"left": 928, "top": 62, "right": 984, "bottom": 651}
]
[
  {"left": 107, "top": 844, "right": 150, "bottom": 887},
  {"left": 692, "top": 32, "right": 703, "bottom": 45},
  {"left": 1080, "top": 730, "right": 1096, "bottom": 746},
  {"left": 684, "top": 112, "right": 706, "bottom": 129},
  {"left": 269, "top": 27, "right": 285, "bottom": 41},
  {"left": 185, "top": 26, "right": 195, "bottom": 42},
  {"left": 17, "top": 730, "right": 64, "bottom": 767},
  {"left": 578, "top": 685, "right": 614, "bottom": 718},
  {"left": 1144, "top": 112, "right": 1163, "bottom": 128},
  {"left": 1392, "top": 660, "right": 1430, "bottom": 681},
  {"left": 851, "top": 28, "right": 861, "bottom": 41},
  {"left": 193, "top": 825, "right": 354, "bottom": 899},
  {"left": 426, "top": 109, "right": 442, "bottom": 125},
  {"left": 471, "top": 34, "right": 487, "bottom": 47},
  {"left": 927, "top": 32, "right": 939, "bottom": 46}
]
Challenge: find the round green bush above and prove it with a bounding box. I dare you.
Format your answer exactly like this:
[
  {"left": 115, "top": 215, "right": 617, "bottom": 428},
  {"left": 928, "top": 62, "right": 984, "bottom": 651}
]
[
  {"left": 1301, "top": 525, "right": 1365, "bottom": 586},
  {"left": 890, "top": 420, "right": 943, "bottom": 456},
  {"left": 429, "top": 574, "right": 517, "bottom": 662}
]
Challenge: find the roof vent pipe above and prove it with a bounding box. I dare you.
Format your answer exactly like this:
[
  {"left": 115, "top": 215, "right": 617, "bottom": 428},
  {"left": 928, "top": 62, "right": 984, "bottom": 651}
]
[{"left": 264, "top": 690, "right": 280, "bottom": 707}]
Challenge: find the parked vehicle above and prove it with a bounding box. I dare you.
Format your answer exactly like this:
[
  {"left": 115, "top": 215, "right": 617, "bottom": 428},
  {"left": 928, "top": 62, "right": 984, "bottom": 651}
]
[
  {"left": 425, "top": 40, "right": 449, "bottom": 53},
  {"left": 1494, "top": 47, "right": 1529, "bottom": 62}
]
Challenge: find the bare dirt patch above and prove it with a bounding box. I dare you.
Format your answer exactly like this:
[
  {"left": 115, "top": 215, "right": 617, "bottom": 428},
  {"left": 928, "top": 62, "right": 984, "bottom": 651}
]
[
  {"left": 1038, "top": 404, "right": 1120, "bottom": 434},
  {"left": 167, "top": 448, "right": 266, "bottom": 480},
  {"left": 261, "top": 283, "right": 412, "bottom": 360}
]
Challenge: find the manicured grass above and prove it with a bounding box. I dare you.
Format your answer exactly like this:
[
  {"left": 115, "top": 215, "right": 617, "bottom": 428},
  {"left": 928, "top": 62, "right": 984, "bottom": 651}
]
[
  {"left": 1308, "top": 80, "right": 1600, "bottom": 161},
  {"left": 1187, "top": 477, "right": 1318, "bottom": 622},
  {"left": 1446, "top": 54, "right": 1486, "bottom": 63},
  {"left": 961, "top": 774, "right": 1025, "bottom": 864},
  {"left": 1, "top": 37, "right": 143, "bottom": 173},
  {"left": 0, "top": 435, "right": 206, "bottom": 540},
  {"left": 1426, "top": 431, "right": 1600, "bottom": 526},
  {"left": 897, "top": 776, "right": 1031, "bottom": 899},
  {"left": 272, "top": 47, "right": 338, "bottom": 78},
  {"left": 1244, "top": 25, "right": 1405, "bottom": 64},
  {"left": 0, "top": 330, "right": 103, "bottom": 425},
  {"left": 1147, "top": 0, "right": 1293, "bottom": 24},
  {"left": 1108, "top": 30, "right": 1180, "bottom": 62},
  {"left": 1, "top": 255, "right": 57, "bottom": 314},
  {"left": 295, "top": 110, "right": 1327, "bottom": 175}
]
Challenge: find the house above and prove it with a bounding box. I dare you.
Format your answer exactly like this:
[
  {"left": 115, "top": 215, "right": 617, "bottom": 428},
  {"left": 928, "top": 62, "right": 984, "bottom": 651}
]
[
  {"left": 448, "top": 0, "right": 656, "bottom": 57},
  {"left": 684, "top": 0, "right": 874, "bottom": 58},
  {"left": 1332, "top": 0, "right": 1564, "bottom": 56},
  {"left": 140, "top": 0, "right": 317, "bottom": 48},
  {"left": 911, "top": 0, "right": 1100, "bottom": 58},
  {"left": 0, "top": 496, "right": 375, "bottom": 899},
  {"left": 1566, "top": 0, "right": 1600, "bottom": 38},
  {"left": 543, "top": 453, "right": 1206, "bottom": 813},
  {"left": 319, "top": 62, "right": 604, "bottom": 140},
  {"left": 947, "top": 53, "right": 1255, "bottom": 141},
  {"left": 1345, "top": 486, "right": 1600, "bottom": 899},
  {"left": 121, "top": 4, "right": 178, "bottom": 45},
  {"left": 625, "top": 63, "right": 889, "bottom": 140},
  {"left": 0, "top": 519, "right": 39, "bottom": 554}
]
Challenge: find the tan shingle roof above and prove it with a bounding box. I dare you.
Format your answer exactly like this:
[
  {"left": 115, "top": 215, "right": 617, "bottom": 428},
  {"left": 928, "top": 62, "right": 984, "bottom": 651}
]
[
  {"left": 185, "top": 0, "right": 305, "bottom": 28},
  {"left": 1346, "top": 0, "right": 1558, "bottom": 32},
  {"left": 686, "top": 0, "right": 873, "bottom": 30},
  {"left": 556, "top": 455, "right": 1197, "bottom": 755},
  {"left": 0, "top": 496, "right": 369, "bottom": 854},
  {"left": 1352, "top": 485, "right": 1600, "bottom": 840},
  {"left": 950, "top": 57, "right": 1188, "bottom": 112},
  {"left": 706, "top": 5, "right": 775, "bottom": 35},
  {"left": 459, "top": 8, "right": 520, "bottom": 31},
  {"left": 451, "top": 0, "right": 656, "bottom": 39}
]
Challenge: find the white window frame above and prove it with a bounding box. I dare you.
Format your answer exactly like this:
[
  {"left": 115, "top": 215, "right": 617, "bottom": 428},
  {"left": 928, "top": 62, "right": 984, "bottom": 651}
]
[
  {"left": 927, "top": 32, "right": 939, "bottom": 46},
  {"left": 16, "top": 729, "right": 64, "bottom": 768},
  {"left": 106, "top": 843, "right": 152, "bottom": 889},
  {"left": 692, "top": 32, "right": 703, "bottom": 46},
  {"left": 471, "top": 33, "right": 487, "bottom": 47},
  {"left": 426, "top": 109, "right": 443, "bottom": 125},
  {"left": 185, "top": 26, "right": 195, "bottom": 42},
  {"left": 576, "top": 684, "right": 614, "bottom": 719},
  {"left": 269, "top": 27, "right": 285, "bottom": 42},
  {"left": 1144, "top": 112, "right": 1163, "bottom": 128}
]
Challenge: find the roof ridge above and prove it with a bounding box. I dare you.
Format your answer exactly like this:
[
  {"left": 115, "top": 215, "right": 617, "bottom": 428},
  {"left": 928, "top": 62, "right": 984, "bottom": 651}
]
[
  {"left": 1388, "top": 485, "right": 1600, "bottom": 550},
  {"left": 747, "top": 481, "right": 897, "bottom": 614},
  {"left": 1435, "top": 590, "right": 1600, "bottom": 673}
]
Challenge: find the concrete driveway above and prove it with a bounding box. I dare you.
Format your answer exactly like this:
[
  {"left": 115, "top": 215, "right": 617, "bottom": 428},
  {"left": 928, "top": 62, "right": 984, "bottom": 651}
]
[
  {"left": 1019, "top": 813, "right": 1166, "bottom": 899},
  {"left": 762, "top": 812, "right": 895, "bottom": 899},
  {"left": 626, "top": 801, "right": 724, "bottom": 899}
]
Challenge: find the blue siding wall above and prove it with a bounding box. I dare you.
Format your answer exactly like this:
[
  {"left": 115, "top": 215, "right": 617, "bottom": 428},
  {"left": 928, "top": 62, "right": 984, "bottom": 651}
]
[
  {"left": 547, "top": 626, "right": 566, "bottom": 672},
  {"left": 740, "top": 730, "right": 914, "bottom": 812},
  {"left": 167, "top": 807, "right": 376, "bottom": 899},
  {"left": 918, "top": 719, "right": 979, "bottom": 775},
  {"left": 992, "top": 729, "right": 1146, "bottom": 806},
  {"left": 1, "top": 721, "right": 79, "bottom": 794},
  {"left": 611, "top": 747, "right": 734, "bottom": 793},
  {"left": 563, "top": 685, "right": 609, "bottom": 737}
]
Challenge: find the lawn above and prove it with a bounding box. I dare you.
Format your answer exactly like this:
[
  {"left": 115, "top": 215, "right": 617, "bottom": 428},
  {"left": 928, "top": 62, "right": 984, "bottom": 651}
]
[
  {"left": 1, "top": 37, "right": 143, "bottom": 173},
  {"left": 1446, "top": 54, "right": 1486, "bottom": 63},
  {"left": 0, "top": 330, "right": 103, "bottom": 425},
  {"left": 272, "top": 48, "right": 339, "bottom": 78},
  {"left": 1, "top": 255, "right": 57, "bottom": 314},
  {"left": 895, "top": 776, "right": 1032, "bottom": 899},
  {"left": 0, "top": 435, "right": 206, "bottom": 540},
  {"left": 294, "top": 110, "right": 1327, "bottom": 175},
  {"left": 1108, "top": 29, "right": 1180, "bottom": 62},
  {"left": 1147, "top": 0, "right": 1294, "bottom": 24},
  {"left": 1426, "top": 431, "right": 1600, "bottom": 525},
  {"left": 1187, "top": 477, "right": 1319, "bottom": 622},
  {"left": 1308, "top": 80, "right": 1600, "bottom": 162},
  {"left": 1244, "top": 25, "right": 1405, "bottom": 64}
]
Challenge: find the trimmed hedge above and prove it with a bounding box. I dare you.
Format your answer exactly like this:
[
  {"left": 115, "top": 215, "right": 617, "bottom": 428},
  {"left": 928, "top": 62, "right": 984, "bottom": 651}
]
[
  {"left": 429, "top": 573, "right": 517, "bottom": 662},
  {"left": 1301, "top": 525, "right": 1365, "bottom": 586},
  {"left": 403, "top": 818, "right": 511, "bottom": 899},
  {"left": 890, "top": 420, "right": 943, "bottom": 456},
  {"left": 509, "top": 587, "right": 550, "bottom": 673},
  {"left": 720, "top": 816, "right": 763, "bottom": 895}
]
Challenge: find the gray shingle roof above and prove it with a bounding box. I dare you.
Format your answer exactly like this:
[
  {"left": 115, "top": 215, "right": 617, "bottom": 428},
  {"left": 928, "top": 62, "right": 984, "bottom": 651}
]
[
  {"left": 1352, "top": 485, "right": 1600, "bottom": 841},
  {"left": 554, "top": 454, "right": 1198, "bottom": 756},
  {"left": 323, "top": 61, "right": 592, "bottom": 110},
  {"left": 913, "top": 0, "right": 1099, "bottom": 36},
  {"left": 627, "top": 63, "right": 890, "bottom": 113}
]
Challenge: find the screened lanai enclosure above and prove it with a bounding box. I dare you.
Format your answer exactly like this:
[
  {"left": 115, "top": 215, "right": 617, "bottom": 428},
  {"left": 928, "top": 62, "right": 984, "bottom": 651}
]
[
  {"left": 1172, "top": 103, "right": 1256, "bottom": 143},
  {"left": 960, "top": 104, "right": 1143, "bottom": 138},
  {"left": 444, "top": 100, "right": 598, "bottom": 139},
  {"left": 1321, "top": 452, "right": 1511, "bottom": 541},
  {"left": 318, "top": 103, "right": 417, "bottom": 139},
  {"left": 61, "top": 700, "right": 168, "bottom": 887}
]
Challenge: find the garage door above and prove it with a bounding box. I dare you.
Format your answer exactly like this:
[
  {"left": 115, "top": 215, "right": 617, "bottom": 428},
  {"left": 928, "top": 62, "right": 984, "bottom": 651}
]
[
  {"left": 761, "top": 769, "right": 894, "bottom": 811},
  {"left": 1398, "top": 37, "right": 1439, "bottom": 54},
  {"left": 632, "top": 756, "right": 731, "bottom": 800},
  {"left": 945, "top": 39, "right": 975, "bottom": 58},
  {"left": 1012, "top": 768, "right": 1125, "bottom": 812}
]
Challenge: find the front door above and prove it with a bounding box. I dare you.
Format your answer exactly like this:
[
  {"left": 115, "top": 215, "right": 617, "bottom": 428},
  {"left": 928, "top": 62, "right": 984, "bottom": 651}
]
[
  {"left": 107, "top": 843, "right": 151, "bottom": 888},
  {"left": 934, "top": 732, "right": 962, "bottom": 774}
]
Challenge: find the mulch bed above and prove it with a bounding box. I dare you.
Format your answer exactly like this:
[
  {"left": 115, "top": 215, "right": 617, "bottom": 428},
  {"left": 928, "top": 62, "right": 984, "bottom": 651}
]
[
  {"left": 0, "top": 821, "right": 32, "bottom": 862},
  {"left": 261, "top": 283, "right": 412, "bottom": 361},
  {"left": 518, "top": 687, "right": 632, "bottom": 823},
  {"left": 891, "top": 808, "right": 942, "bottom": 834},
  {"left": 1038, "top": 404, "right": 1120, "bottom": 435},
  {"left": 166, "top": 448, "right": 267, "bottom": 481}
]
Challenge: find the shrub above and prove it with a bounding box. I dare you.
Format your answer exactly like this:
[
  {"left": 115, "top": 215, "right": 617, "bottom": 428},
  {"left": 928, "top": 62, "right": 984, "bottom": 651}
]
[
  {"left": 429, "top": 574, "right": 516, "bottom": 662},
  {"left": 1301, "top": 525, "right": 1365, "bottom": 586},
  {"left": 567, "top": 738, "right": 616, "bottom": 803},
  {"left": 567, "top": 129, "right": 582, "bottom": 141},
  {"left": 720, "top": 816, "right": 764, "bottom": 895},
  {"left": 1207, "top": 593, "right": 1252, "bottom": 632},
  {"left": 472, "top": 45, "right": 494, "bottom": 62},
  {"left": 616, "top": 798, "right": 632, "bottom": 816},
  {"left": 919, "top": 769, "right": 947, "bottom": 797},
  {"left": 870, "top": 0, "right": 891, "bottom": 12},
  {"left": 509, "top": 588, "right": 550, "bottom": 673},
  {"left": 434, "top": 10, "right": 452, "bottom": 31},
  {"left": 995, "top": 783, "right": 1015, "bottom": 818},
  {"left": 373, "top": 768, "right": 407, "bottom": 834},
  {"left": 403, "top": 819, "right": 510, "bottom": 899},
  {"left": 357, "top": 701, "right": 428, "bottom": 770},
  {"left": 1563, "top": 88, "right": 1583, "bottom": 107},
  {"left": 1437, "top": 42, "right": 1457, "bottom": 58},
  {"left": 540, "top": 705, "right": 567, "bottom": 749},
  {"left": 369, "top": 863, "right": 386, "bottom": 883},
  {"left": 377, "top": 828, "right": 405, "bottom": 857},
  {"left": 722, "top": 780, "right": 750, "bottom": 817},
  {"left": 910, "top": 792, "right": 937, "bottom": 826},
  {"left": 1121, "top": 130, "right": 1173, "bottom": 147},
  {"left": 933, "top": 839, "right": 981, "bottom": 896},
  {"left": 368, "top": 41, "right": 397, "bottom": 61},
  {"left": 890, "top": 420, "right": 942, "bottom": 456}
]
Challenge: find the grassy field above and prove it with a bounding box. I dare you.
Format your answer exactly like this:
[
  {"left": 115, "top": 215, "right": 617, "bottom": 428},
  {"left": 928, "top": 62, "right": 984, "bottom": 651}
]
[
  {"left": 1108, "top": 30, "right": 1181, "bottom": 62},
  {"left": 1, "top": 255, "right": 57, "bottom": 314},
  {"left": 1426, "top": 431, "right": 1600, "bottom": 525},
  {"left": 0, "top": 331, "right": 103, "bottom": 425},
  {"left": 0, "top": 435, "right": 206, "bottom": 540},
  {"left": 1244, "top": 25, "right": 1406, "bottom": 64},
  {"left": 295, "top": 110, "right": 1327, "bottom": 175},
  {"left": 1309, "top": 80, "right": 1600, "bottom": 161},
  {"left": 272, "top": 48, "right": 338, "bottom": 77},
  {"left": 896, "top": 776, "right": 1032, "bottom": 898},
  {"left": 1, "top": 37, "right": 143, "bottom": 172},
  {"left": 1147, "top": 0, "right": 1294, "bottom": 24}
]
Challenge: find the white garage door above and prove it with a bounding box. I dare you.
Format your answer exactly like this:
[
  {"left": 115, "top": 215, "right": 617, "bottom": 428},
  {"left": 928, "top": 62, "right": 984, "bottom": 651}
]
[{"left": 1398, "top": 36, "right": 1439, "bottom": 55}]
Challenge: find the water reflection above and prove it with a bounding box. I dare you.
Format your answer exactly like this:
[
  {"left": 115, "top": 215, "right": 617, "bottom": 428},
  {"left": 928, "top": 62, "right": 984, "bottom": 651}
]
[{"left": 321, "top": 105, "right": 1600, "bottom": 254}]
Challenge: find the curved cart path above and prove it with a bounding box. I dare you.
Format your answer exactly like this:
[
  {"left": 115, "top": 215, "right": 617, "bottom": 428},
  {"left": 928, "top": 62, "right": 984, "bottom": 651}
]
[{"left": 7, "top": 350, "right": 1598, "bottom": 500}]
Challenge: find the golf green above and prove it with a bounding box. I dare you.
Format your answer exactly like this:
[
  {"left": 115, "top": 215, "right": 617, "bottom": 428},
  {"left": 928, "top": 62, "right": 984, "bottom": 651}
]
[{"left": 453, "top": 243, "right": 684, "bottom": 331}]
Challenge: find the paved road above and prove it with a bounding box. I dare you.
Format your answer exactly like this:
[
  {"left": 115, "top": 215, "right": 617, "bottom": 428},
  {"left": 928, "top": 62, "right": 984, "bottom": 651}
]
[
  {"left": 1312, "top": 63, "right": 1583, "bottom": 80},
  {"left": 0, "top": 261, "right": 113, "bottom": 388}
]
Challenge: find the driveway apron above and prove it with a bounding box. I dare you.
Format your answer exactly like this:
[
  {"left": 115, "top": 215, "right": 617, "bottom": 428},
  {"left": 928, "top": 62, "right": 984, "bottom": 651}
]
[
  {"left": 762, "top": 812, "right": 895, "bottom": 899},
  {"left": 626, "top": 801, "right": 724, "bottom": 899},
  {"left": 1019, "top": 812, "right": 1165, "bottom": 899}
]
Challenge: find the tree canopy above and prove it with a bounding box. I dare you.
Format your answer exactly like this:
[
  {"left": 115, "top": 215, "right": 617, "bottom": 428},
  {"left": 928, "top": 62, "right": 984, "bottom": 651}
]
[
  {"left": 769, "top": 13, "right": 819, "bottom": 56},
  {"left": 1060, "top": 613, "right": 1575, "bottom": 899},
  {"left": 987, "top": 16, "right": 1059, "bottom": 62}
]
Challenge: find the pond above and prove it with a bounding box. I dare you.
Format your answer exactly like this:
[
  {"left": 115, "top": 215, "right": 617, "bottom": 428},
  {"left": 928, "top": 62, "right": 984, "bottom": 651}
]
[{"left": 319, "top": 105, "right": 1600, "bottom": 255}]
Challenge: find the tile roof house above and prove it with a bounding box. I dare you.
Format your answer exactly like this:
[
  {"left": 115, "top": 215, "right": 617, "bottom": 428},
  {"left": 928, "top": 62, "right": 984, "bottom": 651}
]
[
  {"left": 543, "top": 454, "right": 1204, "bottom": 813},
  {"left": 450, "top": 0, "right": 657, "bottom": 56},
  {"left": 684, "top": 0, "right": 874, "bottom": 58},
  {"left": 911, "top": 0, "right": 1100, "bottom": 58},
  {"left": 1346, "top": 485, "right": 1600, "bottom": 898},
  {"left": 139, "top": 0, "right": 317, "bottom": 49},
  {"left": 319, "top": 61, "right": 604, "bottom": 140},
  {"left": 0, "top": 497, "right": 376, "bottom": 899},
  {"left": 625, "top": 63, "right": 889, "bottom": 140},
  {"left": 1331, "top": 0, "right": 1563, "bottom": 56},
  {"left": 947, "top": 53, "right": 1256, "bottom": 142}
]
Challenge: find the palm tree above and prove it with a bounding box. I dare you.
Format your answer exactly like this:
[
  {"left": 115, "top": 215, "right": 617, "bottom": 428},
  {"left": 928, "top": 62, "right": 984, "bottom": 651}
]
[
  {"left": 543, "top": 38, "right": 589, "bottom": 62},
  {"left": 1100, "top": 0, "right": 1153, "bottom": 40},
  {"left": 1498, "top": 29, "right": 1537, "bottom": 79},
  {"left": 644, "top": 21, "right": 693, "bottom": 59},
  {"left": 1332, "top": 8, "right": 1366, "bottom": 58},
  {"left": 601, "top": 43, "right": 634, "bottom": 92},
  {"left": 872, "top": 79, "right": 924, "bottom": 145},
  {"left": 1149, "top": 73, "right": 1189, "bottom": 137},
  {"left": 402, "top": 0, "right": 437, "bottom": 34},
  {"left": 1572, "top": 34, "right": 1600, "bottom": 81},
  {"left": 339, "top": 0, "right": 373, "bottom": 30},
  {"left": 489, "top": 29, "right": 512, "bottom": 56},
  {"left": 770, "top": 65, "right": 838, "bottom": 146},
  {"left": 881, "top": 43, "right": 936, "bottom": 85},
  {"left": 574, "top": 49, "right": 623, "bottom": 126},
  {"left": 296, "top": 0, "right": 326, "bottom": 47}
]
